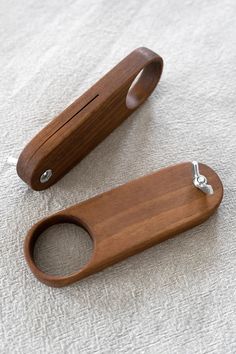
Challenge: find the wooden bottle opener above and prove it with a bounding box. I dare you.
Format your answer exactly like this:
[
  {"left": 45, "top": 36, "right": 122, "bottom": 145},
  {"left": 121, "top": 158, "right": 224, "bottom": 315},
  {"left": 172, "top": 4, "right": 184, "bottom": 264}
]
[
  {"left": 17, "top": 47, "right": 163, "bottom": 190},
  {"left": 24, "top": 162, "right": 223, "bottom": 287}
]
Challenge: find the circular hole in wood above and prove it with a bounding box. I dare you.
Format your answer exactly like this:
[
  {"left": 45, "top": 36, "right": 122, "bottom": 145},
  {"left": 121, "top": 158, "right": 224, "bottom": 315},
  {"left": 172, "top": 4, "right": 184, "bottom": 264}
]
[
  {"left": 126, "top": 61, "right": 162, "bottom": 110},
  {"left": 33, "top": 223, "right": 93, "bottom": 276}
]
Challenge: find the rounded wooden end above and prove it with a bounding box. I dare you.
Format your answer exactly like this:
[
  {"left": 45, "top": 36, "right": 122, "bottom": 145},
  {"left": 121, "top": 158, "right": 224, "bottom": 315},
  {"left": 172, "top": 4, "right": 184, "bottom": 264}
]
[
  {"left": 126, "top": 50, "right": 163, "bottom": 109},
  {"left": 24, "top": 213, "right": 94, "bottom": 287}
]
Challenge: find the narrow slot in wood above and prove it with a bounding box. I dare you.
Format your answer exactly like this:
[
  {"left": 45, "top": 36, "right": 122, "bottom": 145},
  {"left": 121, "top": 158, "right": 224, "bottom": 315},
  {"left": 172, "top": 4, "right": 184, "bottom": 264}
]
[{"left": 29, "top": 94, "right": 99, "bottom": 162}]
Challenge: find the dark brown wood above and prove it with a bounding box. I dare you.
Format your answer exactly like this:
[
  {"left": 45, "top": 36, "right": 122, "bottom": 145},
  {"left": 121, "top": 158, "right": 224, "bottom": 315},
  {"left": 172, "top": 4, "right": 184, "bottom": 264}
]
[
  {"left": 24, "top": 162, "right": 223, "bottom": 287},
  {"left": 17, "top": 47, "right": 163, "bottom": 190}
]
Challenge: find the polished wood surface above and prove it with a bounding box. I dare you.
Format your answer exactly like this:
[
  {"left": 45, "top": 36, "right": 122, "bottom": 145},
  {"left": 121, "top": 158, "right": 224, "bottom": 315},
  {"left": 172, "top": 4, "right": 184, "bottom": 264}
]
[
  {"left": 24, "top": 162, "right": 223, "bottom": 287},
  {"left": 17, "top": 47, "right": 163, "bottom": 190}
]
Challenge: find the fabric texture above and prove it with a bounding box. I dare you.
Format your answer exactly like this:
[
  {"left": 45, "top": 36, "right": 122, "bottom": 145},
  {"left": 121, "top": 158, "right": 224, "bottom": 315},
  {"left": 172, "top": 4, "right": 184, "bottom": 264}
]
[{"left": 0, "top": 0, "right": 235, "bottom": 353}]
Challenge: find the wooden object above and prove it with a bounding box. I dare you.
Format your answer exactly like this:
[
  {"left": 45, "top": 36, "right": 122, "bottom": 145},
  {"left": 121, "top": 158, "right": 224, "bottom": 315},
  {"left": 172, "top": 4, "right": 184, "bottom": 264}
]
[
  {"left": 24, "top": 162, "right": 223, "bottom": 287},
  {"left": 17, "top": 47, "right": 163, "bottom": 190}
]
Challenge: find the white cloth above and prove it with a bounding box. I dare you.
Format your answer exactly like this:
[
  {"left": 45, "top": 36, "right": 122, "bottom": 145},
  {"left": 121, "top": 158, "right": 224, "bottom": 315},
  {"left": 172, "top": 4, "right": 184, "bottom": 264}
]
[{"left": 0, "top": 0, "right": 235, "bottom": 353}]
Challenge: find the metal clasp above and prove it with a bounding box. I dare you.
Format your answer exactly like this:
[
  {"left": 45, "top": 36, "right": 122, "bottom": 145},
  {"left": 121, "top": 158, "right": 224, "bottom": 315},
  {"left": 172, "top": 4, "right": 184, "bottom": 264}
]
[{"left": 192, "top": 161, "right": 214, "bottom": 195}]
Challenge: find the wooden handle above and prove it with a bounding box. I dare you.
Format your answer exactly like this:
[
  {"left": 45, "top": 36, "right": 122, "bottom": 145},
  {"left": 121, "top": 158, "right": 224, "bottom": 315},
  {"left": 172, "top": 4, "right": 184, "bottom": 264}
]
[
  {"left": 24, "top": 162, "right": 223, "bottom": 287},
  {"left": 17, "top": 47, "right": 163, "bottom": 190}
]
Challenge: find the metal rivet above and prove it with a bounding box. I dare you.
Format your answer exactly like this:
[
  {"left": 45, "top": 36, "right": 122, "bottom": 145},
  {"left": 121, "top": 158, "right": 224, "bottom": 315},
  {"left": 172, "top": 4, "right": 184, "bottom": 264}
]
[
  {"left": 40, "top": 169, "right": 53, "bottom": 183},
  {"left": 197, "top": 176, "right": 206, "bottom": 184}
]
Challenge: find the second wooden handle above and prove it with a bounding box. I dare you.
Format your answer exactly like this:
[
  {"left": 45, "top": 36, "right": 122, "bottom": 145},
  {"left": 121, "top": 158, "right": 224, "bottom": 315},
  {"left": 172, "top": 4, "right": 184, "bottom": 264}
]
[
  {"left": 24, "top": 162, "right": 223, "bottom": 287},
  {"left": 17, "top": 47, "right": 163, "bottom": 190}
]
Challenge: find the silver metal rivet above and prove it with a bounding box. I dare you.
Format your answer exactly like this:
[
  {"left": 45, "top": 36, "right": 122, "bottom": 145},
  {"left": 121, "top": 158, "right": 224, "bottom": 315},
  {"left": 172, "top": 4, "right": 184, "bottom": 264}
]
[
  {"left": 7, "top": 156, "right": 18, "bottom": 166},
  {"left": 40, "top": 169, "right": 52, "bottom": 183},
  {"left": 197, "top": 176, "right": 206, "bottom": 184}
]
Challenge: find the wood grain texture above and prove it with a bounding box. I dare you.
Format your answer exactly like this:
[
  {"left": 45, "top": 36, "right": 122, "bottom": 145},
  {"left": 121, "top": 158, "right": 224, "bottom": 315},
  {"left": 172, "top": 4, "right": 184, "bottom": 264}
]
[
  {"left": 17, "top": 47, "right": 163, "bottom": 190},
  {"left": 24, "top": 162, "right": 223, "bottom": 287}
]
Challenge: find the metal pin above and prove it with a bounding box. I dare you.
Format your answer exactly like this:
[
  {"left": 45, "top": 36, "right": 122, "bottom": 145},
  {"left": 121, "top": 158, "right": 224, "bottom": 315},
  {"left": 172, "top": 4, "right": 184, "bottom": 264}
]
[
  {"left": 7, "top": 156, "right": 18, "bottom": 166},
  {"left": 192, "top": 161, "right": 214, "bottom": 195},
  {"left": 7, "top": 156, "right": 53, "bottom": 185},
  {"left": 40, "top": 169, "right": 53, "bottom": 184}
]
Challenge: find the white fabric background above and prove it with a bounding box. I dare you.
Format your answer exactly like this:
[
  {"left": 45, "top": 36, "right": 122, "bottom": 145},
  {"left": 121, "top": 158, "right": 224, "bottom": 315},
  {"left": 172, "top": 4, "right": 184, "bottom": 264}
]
[{"left": 0, "top": 0, "right": 235, "bottom": 353}]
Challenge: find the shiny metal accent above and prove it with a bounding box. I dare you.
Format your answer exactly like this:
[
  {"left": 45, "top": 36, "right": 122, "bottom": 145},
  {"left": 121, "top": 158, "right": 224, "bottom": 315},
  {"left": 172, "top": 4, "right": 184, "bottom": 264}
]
[
  {"left": 40, "top": 169, "right": 53, "bottom": 184},
  {"left": 192, "top": 161, "right": 214, "bottom": 195},
  {"left": 7, "top": 156, "right": 18, "bottom": 166}
]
